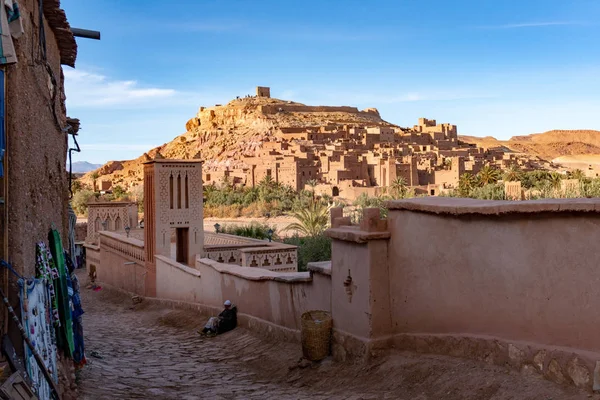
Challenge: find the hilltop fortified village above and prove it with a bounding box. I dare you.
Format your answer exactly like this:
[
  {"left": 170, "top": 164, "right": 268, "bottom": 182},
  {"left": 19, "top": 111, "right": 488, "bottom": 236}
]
[{"left": 86, "top": 86, "right": 552, "bottom": 199}]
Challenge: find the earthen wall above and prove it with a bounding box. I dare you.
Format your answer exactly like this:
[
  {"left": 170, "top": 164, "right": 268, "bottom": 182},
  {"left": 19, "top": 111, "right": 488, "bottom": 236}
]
[
  {"left": 381, "top": 198, "right": 600, "bottom": 388},
  {"left": 259, "top": 105, "right": 360, "bottom": 114},
  {"left": 155, "top": 257, "right": 331, "bottom": 332},
  {"left": 7, "top": 0, "right": 70, "bottom": 277}
]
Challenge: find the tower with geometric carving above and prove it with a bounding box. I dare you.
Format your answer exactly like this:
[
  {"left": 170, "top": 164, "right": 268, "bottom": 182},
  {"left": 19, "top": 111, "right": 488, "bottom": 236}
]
[{"left": 143, "top": 153, "right": 204, "bottom": 295}]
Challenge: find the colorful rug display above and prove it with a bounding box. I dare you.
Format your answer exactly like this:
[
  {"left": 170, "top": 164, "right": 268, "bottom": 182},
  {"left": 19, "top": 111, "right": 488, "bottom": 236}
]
[
  {"left": 7, "top": 230, "right": 87, "bottom": 399},
  {"left": 48, "top": 229, "right": 75, "bottom": 357},
  {"left": 65, "top": 252, "right": 86, "bottom": 367},
  {"left": 19, "top": 278, "right": 58, "bottom": 400}
]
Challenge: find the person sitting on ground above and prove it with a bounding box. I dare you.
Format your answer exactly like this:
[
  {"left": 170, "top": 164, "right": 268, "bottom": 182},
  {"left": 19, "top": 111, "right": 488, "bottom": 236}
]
[{"left": 199, "top": 300, "right": 237, "bottom": 336}]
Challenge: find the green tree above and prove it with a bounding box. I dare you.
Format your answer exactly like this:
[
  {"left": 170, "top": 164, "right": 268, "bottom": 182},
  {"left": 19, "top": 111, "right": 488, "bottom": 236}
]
[
  {"left": 521, "top": 170, "right": 550, "bottom": 189},
  {"left": 458, "top": 173, "right": 476, "bottom": 197},
  {"left": 549, "top": 172, "right": 563, "bottom": 189},
  {"left": 390, "top": 177, "right": 407, "bottom": 199},
  {"left": 112, "top": 185, "right": 127, "bottom": 199},
  {"left": 476, "top": 165, "right": 501, "bottom": 186},
  {"left": 284, "top": 199, "right": 330, "bottom": 237},
  {"left": 90, "top": 172, "right": 100, "bottom": 193},
  {"left": 503, "top": 165, "right": 522, "bottom": 182},
  {"left": 305, "top": 179, "right": 318, "bottom": 200},
  {"left": 469, "top": 183, "right": 505, "bottom": 200},
  {"left": 570, "top": 169, "right": 585, "bottom": 181},
  {"left": 71, "top": 178, "right": 83, "bottom": 193},
  {"left": 258, "top": 175, "right": 275, "bottom": 190},
  {"left": 71, "top": 189, "right": 95, "bottom": 215}
]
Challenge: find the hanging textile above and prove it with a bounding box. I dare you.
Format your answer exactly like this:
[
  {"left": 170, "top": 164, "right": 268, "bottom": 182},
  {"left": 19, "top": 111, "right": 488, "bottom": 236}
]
[
  {"left": 35, "top": 242, "right": 60, "bottom": 327},
  {"left": 67, "top": 204, "right": 77, "bottom": 268},
  {"left": 0, "top": 0, "right": 23, "bottom": 65},
  {"left": 65, "top": 253, "right": 86, "bottom": 367},
  {"left": 19, "top": 278, "right": 58, "bottom": 400},
  {"left": 48, "top": 229, "right": 74, "bottom": 357}
]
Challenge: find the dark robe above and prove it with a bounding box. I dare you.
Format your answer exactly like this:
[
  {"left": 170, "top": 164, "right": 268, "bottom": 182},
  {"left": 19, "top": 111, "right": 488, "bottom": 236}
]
[{"left": 217, "top": 306, "right": 237, "bottom": 334}]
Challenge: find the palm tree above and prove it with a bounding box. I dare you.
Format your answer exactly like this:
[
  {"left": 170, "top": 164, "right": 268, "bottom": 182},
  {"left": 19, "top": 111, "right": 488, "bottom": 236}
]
[
  {"left": 283, "top": 199, "right": 330, "bottom": 237},
  {"left": 258, "top": 175, "right": 275, "bottom": 190},
  {"left": 549, "top": 172, "right": 563, "bottom": 190},
  {"left": 390, "top": 177, "right": 407, "bottom": 199},
  {"left": 305, "top": 179, "right": 318, "bottom": 200},
  {"left": 458, "top": 173, "right": 476, "bottom": 197},
  {"left": 503, "top": 165, "right": 522, "bottom": 182},
  {"left": 91, "top": 172, "right": 99, "bottom": 193},
  {"left": 570, "top": 169, "right": 585, "bottom": 181},
  {"left": 477, "top": 165, "right": 501, "bottom": 186}
]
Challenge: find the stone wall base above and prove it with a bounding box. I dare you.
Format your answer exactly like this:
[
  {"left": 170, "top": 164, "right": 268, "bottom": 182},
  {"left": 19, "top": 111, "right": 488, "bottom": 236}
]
[
  {"left": 393, "top": 333, "right": 600, "bottom": 392},
  {"left": 331, "top": 330, "right": 393, "bottom": 362},
  {"left": 57, "top": 350, "right": 77, "bottom": 400},
  {"left": 331, "top": 330, "right": 600, "bottom": 391}
]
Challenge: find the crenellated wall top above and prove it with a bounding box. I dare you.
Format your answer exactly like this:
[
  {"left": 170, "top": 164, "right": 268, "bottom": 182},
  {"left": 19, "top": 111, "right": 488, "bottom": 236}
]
[
  {"left": 385, "top": 197, "right": 600, "bottom": 216},
  {"left": 197, "top": 257, "right": 311, "bottom": 283}
]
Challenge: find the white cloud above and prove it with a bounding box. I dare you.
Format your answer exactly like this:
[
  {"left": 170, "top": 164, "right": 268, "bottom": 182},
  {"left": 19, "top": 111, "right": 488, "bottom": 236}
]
[
  {"left": 64, "top": 69, "right": 177, "bottom": 108},
  {"left": 474, "top": 21, "right": 584, "bottom": 29}
]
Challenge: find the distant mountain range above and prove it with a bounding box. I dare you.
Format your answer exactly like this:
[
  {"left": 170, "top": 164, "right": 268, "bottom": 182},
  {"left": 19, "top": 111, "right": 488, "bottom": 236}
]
[{"left": 70, "top": 161, "right": 102, "bottom": 174}]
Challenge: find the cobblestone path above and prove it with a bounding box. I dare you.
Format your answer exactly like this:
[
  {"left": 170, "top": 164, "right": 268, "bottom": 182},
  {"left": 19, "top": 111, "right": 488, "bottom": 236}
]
[{"left": 77, "top": 279, "right": 591, "bottom": 399}]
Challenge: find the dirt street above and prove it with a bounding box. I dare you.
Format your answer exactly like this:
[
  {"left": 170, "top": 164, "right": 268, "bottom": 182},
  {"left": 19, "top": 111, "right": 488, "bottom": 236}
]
[{"left": 77, "top": 275, "right": 591, "bottom": 399}]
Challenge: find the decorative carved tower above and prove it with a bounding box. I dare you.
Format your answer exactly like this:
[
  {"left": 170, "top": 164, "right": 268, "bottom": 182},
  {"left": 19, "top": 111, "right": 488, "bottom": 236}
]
[{"left": 143, "top": 153, "right": 204, "bottom": 296}]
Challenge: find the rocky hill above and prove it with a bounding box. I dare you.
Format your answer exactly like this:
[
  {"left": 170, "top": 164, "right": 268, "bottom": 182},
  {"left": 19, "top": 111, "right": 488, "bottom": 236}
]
[
  {"left": 459, "top": 130, "right": 600, "bottom": 161},
  {"left": 81, "top": 93, "right": 600, "bottom": 189},
  {"left": 80, "top": 96, "right": 395, "bottom": 188}
]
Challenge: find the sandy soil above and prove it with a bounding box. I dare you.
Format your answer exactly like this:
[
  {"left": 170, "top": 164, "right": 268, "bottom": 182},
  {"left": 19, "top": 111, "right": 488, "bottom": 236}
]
[
  {"left": 553, "top": 154, "right": 600, "bottom": 169},
  {"left": 204, "top": 216, "right": 298, "bottom": 237}
]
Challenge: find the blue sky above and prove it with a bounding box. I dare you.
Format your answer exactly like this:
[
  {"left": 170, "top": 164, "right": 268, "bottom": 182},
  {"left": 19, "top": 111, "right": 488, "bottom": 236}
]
[{"left": 62, "top": 0, "right": 600, "bottom": 164}]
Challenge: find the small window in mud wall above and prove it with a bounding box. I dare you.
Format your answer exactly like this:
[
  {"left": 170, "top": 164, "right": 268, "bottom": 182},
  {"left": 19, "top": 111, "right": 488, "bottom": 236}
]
[
  {"left": 309, "top": 171, "right": 311, "bottom": 176},
  {"left": 169, "top": 174, "right": 174, "bottom": 209},
  {"left": 430, "top": 189, "right": 435, "bottom": 195},
  {"left": 266, "top": 169, "right": 272, "bottom": 177},
  {"left": 205, "top": 173, "right": 211, "bottom": 182},
  {"left": 302, "top": 171, "right": 305, "bottom": 176}
]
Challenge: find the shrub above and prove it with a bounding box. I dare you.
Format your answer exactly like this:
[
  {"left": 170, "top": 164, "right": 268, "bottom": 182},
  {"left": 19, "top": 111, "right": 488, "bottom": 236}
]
[
  {"left": 204, "top": 204, "right": 242, "bottom": 218},
  {"left": 71, "top": 189, "right": 95, "bottom": 216},
  {"left": 468, "top": 183, "right": 505, "bottom": 200},
  {"left": 283, "top": 234, "right": 332, "bottom": 272},
  {"left": 220, "top": 222, "right": 277, "bottom": 240}
]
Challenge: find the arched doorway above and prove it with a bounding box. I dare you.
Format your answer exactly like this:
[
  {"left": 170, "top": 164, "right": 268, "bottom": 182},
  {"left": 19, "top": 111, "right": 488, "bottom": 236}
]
[{"left": 332, "top": 186, "right": 340, "bottom": 197}]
